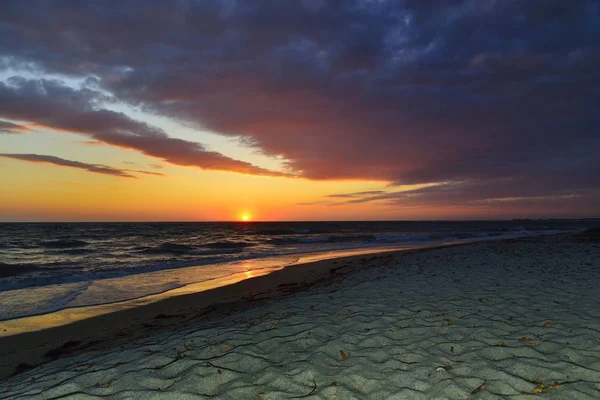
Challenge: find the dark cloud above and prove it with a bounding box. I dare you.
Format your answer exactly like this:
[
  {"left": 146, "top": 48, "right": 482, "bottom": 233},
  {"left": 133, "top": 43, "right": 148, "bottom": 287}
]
[
  {"left": 0, "top": 120, "right": 28, "bottom": 134},
  {"left": 0, "top": 78, "right": 289, "bottom": 177},
  {"left": 326, "top": 179, "right": 600, "bottom": 217},
  {"left": 0, "top": 153, "right": 136, "bottom": 178},
  {"left": 297, "top": 200, "right": 343, "bottom": 206},
  {"left": 326, "top": 190, "right": 387, "bottom": 199},
  {"left": 0, "top": 0, "right": 599, "bottom": 213},
  {"left": 72, "top": 140, "right": 104, "bottom": 146},
  {"left": 125, "top": 169, "right": 165, "bottom": 177}
]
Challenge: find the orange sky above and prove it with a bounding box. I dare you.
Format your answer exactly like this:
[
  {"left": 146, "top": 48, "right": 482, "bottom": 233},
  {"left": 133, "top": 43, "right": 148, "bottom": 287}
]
[
  {"left": 0, "top": 127, "right": 477, "bottom": 222},
  {"left": 1, "top": 126, "right": 594, "bottom": 222},
  {"left": 0, "top": 130, "right": 385, "bottom": 221}
]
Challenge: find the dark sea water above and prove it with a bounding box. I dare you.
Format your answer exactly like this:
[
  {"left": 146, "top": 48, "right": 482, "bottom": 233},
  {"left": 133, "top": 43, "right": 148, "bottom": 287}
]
[{"left": 0, "top": 220, "right": 597, "bottom": 321}]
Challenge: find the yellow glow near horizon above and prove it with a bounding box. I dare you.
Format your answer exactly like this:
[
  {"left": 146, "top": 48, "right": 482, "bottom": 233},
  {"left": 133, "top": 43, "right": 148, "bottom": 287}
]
[{"left": 0, "top": 134, "right": 428, "bottom": 221}]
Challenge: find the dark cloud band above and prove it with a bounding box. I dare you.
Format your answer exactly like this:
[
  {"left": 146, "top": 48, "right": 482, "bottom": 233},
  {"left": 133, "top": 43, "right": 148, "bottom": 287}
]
[
  {"left": 0, "top": 120, "right": 28, "bottom": 134},
  {"left": 0, "top": 153, "right": 137, "bottom": 178},
  {"left": 0, "top": 79, "right": 289, "bottom": 177}
]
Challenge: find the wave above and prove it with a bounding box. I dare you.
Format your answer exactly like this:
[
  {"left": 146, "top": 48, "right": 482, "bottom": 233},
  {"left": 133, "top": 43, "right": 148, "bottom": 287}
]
[
  {"left": 255, "top": 228, "right": 325, "bottom": 235},
  {"left": 256, "top": 229, "right": 297, "bottom": 235},
  {"left": 138, "top": 243, "right": 198, "bottom": 254},
  {"left": 267, "top": 234, "right": 377, "bottom": 245},
  {"left": 158, "top": 243, "right": 196, "bottom": 252},
  {"left": 0, "top": 242, "right": 39, "bottom": 249},
  {"left": 0, "top": 262, "right": 41, "bottom": 278},
  {"left": 51, "top": 248, "right": 96, "bottom": 255},
  {"left": 374, "top": 234, "right": 431, "bottom": 242},
  {"left": 202, "top": 241, "right": 254, "bottom": 249},
  {"left": 138, "top": 242, "right": 249, "bottom": 255},
  {"left": 40, "top": 239, "right": 90, "bottom": 249},
  {"left": 265, "top": 232, "right": 513, "bottom": 246},
  {"left": 0, "top": 281, "right": 94, "bottom": 321},
  {"left": 0, "top": 256, "right": 230, "bottom": 292}
]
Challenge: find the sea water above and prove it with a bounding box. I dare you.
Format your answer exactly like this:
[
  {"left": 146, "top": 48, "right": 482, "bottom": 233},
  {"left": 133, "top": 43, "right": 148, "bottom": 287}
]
[{"left": 0, "top": 220, "right": 596, "bottom": 320}]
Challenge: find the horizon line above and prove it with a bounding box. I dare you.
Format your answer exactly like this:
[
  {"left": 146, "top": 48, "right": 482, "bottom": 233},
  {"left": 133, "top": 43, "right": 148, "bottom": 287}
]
[{"left": 1, "top": 217, "right": 599, "bottom": 224}]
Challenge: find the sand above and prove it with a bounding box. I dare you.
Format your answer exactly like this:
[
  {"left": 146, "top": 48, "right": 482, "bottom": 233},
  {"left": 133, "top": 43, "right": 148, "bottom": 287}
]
[{"left": 1, "top": 233, "right": 600, "bottom": 399}]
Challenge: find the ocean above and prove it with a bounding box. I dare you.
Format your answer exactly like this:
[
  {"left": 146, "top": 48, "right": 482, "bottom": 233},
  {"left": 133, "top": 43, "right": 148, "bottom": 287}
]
[{"left": 0, "top": 220, "right": 596, "bottom": 321}]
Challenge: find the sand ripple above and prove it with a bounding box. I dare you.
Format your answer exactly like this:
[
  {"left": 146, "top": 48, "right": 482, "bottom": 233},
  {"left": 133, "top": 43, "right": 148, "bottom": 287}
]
[{"left": 2, "top": 235, "right": 600, "bottom": 399}]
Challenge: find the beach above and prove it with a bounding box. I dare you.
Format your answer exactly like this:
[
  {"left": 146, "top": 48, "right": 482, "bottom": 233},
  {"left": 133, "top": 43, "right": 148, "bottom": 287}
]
[{"left": 1, "top": 233, "right": 599, "bottom": 399}]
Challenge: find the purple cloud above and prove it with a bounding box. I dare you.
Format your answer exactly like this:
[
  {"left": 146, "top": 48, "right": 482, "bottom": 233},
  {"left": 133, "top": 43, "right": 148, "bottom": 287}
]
[
  {"left": 125, "top": 169, "right": 165, "bottom": 177},
  {"left": 0, "top": 79, "right": 289, "bottom": 177},
  {"left": 0, "top": 153, "right": 136, "bottom": 178},
  {"left": 0, "top": 120, "right": 28, "bottom": 134},
  {"left": 326, "top": 191, "right": 387, "bottom": 199}
]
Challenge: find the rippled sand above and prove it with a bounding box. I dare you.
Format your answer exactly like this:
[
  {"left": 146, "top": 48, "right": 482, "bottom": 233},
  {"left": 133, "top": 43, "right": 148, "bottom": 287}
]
[{"left": 2, "top": 234, "right": 599, "bottom": 399}]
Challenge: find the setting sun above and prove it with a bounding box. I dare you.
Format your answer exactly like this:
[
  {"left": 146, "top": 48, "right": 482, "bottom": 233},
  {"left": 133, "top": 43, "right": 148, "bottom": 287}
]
[{"left": 242, "top": 215, "right": 250, "bottom": 221}]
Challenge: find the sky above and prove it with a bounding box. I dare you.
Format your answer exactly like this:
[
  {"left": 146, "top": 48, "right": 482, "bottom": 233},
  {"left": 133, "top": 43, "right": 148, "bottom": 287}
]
[{"left": 0, "top": 0, "right": 599, "bottom": 222}]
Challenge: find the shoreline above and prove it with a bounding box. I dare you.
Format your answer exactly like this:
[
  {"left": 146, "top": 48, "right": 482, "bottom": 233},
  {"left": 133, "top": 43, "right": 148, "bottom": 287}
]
[
  {"left": 0, "top": 234, "right": 600, "bottom": 398},
  {"left": 0, "top": 230, "right": 568, "bottom": 326},
  {"left": 0, "top": 243, "right": 428, "bottom": 326},
  {"left": 0, "top": 239, "right": 482, "bottom": 379}
]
